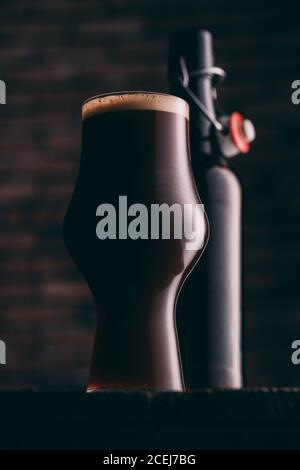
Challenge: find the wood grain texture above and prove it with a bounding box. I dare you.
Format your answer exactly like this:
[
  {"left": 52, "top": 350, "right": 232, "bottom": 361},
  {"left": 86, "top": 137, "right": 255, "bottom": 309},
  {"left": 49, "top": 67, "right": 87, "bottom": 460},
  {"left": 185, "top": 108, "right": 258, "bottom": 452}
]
[{"left": 1, "top": 390, "right": 300, "bottom": 449}]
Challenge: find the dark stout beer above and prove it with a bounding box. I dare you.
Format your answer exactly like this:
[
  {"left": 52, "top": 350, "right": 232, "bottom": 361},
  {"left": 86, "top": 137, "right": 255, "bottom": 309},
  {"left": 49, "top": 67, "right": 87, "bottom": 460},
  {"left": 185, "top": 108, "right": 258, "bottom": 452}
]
[{"left": 63, "top": 92, "right": 208, "bottom": 391}]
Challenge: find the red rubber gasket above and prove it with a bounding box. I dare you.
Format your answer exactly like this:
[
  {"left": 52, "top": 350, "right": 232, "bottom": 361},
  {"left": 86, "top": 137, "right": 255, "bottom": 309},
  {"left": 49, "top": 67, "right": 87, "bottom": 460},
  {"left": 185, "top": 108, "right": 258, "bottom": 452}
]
[{"left": 229, "top": 112, "right": 250, "bottom": 154}]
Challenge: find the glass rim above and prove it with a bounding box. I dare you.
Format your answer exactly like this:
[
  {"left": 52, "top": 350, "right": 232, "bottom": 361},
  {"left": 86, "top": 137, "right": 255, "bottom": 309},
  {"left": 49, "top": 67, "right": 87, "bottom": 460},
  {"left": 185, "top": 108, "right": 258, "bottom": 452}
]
[{"left": 82, "top": 91, "right": 189, "bottom": 121}]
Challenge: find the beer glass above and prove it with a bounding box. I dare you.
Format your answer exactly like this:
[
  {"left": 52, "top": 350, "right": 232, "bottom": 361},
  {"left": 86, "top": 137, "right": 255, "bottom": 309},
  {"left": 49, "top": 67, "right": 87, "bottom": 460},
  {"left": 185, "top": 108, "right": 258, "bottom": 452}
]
[{"left": 63, "top": 92, "right": 208, "bottom": 391}]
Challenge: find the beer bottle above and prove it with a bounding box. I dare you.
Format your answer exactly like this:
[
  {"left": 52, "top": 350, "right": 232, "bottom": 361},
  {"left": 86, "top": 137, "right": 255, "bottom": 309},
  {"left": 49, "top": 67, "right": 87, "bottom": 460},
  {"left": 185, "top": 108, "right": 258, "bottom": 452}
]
[{"left": 169, "top": 29, "right": 255, "bottom": 388}]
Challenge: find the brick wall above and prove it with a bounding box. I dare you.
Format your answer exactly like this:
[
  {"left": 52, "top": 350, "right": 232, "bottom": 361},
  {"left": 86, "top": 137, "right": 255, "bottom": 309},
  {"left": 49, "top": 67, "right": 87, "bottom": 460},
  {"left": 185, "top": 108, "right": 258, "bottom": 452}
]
[{"left": 0, "top": 0, "right": 299, "bottom": 389}]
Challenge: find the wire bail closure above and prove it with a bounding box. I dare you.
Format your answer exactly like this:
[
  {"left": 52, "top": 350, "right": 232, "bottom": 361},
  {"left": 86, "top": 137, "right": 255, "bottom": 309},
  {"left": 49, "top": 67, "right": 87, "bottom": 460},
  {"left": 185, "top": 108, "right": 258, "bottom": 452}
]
[{"left": 177, "top": 56, "right": 225, "bottom": 132}]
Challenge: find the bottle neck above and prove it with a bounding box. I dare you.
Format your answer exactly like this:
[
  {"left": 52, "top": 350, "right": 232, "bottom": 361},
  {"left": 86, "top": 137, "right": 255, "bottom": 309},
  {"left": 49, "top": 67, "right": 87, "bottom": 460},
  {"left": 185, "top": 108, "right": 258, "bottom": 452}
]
[
  {"left": 172, "top": 76, "right": 224, "bottom": 166},
  {"left": 168, "top": 29, "right": 224, "bottom": 165},
  {"left": 189, "top": 75, "right": 216, "bottom": 157}
]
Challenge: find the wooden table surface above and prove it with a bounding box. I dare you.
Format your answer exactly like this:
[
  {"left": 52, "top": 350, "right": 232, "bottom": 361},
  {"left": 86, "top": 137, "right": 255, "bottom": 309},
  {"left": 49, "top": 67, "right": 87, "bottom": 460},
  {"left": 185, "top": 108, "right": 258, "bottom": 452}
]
[{"left": 1, "top": 388, "right": 300, "bottom": 450}]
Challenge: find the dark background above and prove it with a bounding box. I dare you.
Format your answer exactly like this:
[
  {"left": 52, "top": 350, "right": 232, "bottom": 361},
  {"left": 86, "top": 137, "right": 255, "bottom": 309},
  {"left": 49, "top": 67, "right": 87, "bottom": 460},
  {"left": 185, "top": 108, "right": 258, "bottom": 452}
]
[{"left": 0, "top": 0, "right": 299, "bottom": 389}]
